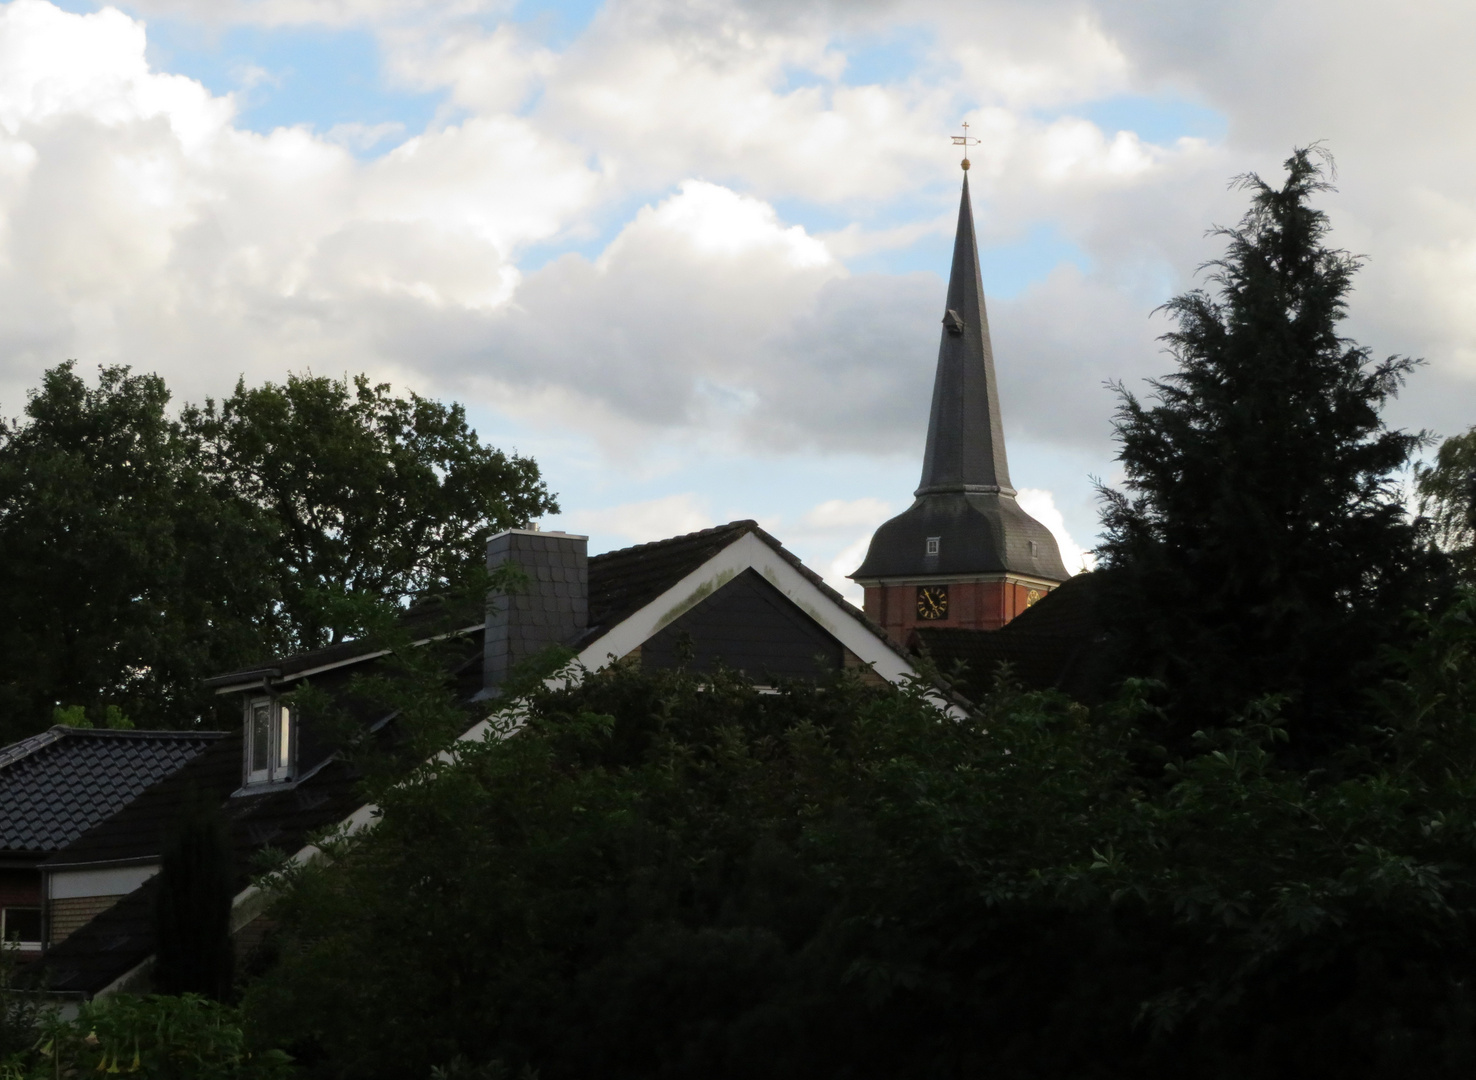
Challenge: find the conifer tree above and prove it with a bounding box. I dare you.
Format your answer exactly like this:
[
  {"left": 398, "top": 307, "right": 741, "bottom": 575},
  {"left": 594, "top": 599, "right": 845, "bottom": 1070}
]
[
  {"left": 154, "top": 790, "right": 235, "bottom": 1001},
  {"left": 1098, "top": 148, "right": 1440, "bottom": 751}
]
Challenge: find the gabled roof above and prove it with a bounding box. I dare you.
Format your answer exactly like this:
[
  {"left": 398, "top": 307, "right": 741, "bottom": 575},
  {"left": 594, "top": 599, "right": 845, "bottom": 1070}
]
[
  {"left": 0, "top": 728, "right": 223, "bottom": 858},
  {"left": 583, "top": 521, "right": 764, "bottom": 640},
  {"left": 585, "top": 520, "right": 890, "bottom": 649}
]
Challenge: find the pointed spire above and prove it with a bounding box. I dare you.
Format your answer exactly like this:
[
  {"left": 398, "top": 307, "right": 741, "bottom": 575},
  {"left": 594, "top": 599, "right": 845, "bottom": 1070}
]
[{"left": 915, "top": 174, "right": 1014, "bottom": 497}]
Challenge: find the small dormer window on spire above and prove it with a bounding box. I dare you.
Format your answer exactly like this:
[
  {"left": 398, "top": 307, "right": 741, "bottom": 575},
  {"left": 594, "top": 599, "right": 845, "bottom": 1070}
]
[{"left": 244, "top": 697, "right": 294, "bottom": 787}]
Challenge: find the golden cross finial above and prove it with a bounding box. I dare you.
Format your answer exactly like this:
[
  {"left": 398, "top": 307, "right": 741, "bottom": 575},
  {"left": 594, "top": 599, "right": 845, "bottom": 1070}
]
[{"left": 951, "top": 121, "right": 981, "bottom": 171}]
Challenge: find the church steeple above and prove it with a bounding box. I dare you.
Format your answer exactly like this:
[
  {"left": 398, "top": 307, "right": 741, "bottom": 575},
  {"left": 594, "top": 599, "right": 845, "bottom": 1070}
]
[
  {"left": 851, "top": 162, "right": 1069, "bottom": 640},
  {"left": 917, "top": 173, "right": 1013, "bottom": 498}
]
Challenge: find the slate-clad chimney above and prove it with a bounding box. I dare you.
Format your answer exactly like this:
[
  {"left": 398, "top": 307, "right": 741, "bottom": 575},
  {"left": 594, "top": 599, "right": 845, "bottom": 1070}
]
[{"left": 484, "top": 529, "right": 588, "bottom": 690}]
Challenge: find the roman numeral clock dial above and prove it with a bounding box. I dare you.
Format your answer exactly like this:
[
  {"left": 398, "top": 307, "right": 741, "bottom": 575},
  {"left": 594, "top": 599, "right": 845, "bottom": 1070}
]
[{"left": 916, "top": 586, "right": 949, "bottom": 620}]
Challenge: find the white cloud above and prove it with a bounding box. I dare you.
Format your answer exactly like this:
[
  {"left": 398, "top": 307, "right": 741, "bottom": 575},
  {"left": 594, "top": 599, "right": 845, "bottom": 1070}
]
[
  {"left": 1016, "top": 487, "right": 1094, "bottom": 574},
  {"left": 558, "top": 493, "right": 714, "bottom": 547},
  {"left": 801, "top": 496, "right": 891, "bottom": 530},
  {"left": 1, "top": 0, "right": 1475, "bottom": 577}
]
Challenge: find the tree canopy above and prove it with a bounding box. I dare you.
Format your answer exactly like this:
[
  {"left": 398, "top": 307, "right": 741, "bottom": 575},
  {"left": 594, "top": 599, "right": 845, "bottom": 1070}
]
[
  {"left": 0, "top": 364, "right": 555, "bottom": 739},
  {"left": 1097, "top": 148, "right": 1443, "bottom": 751},
  {"left": 243, "top": 630, "right": 1476, "bottom": 1079}
]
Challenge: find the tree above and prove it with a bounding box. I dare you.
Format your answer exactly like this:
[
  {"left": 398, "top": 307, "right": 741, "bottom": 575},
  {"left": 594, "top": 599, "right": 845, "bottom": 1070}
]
[
  {"left": 241, "top": 654, "right": 1476, "bottom": 1080},
  {"left": 154, "top": 789, "right": 237, "bottom": 1002},
  {"left": 1417, "top": 427, "right": 1476, "bottom": 583},
  {"left": 188, "top": 373, "right": 556, "bottom": 652},
  {"left": 0, "top": 365, "right": 557, "bottom": 739},
  {"left": 0, "top": 364, "right": 275, "bottom": 740},
  {"left": 1097, "top": 148, "right": 1442, "bottom": 751}
]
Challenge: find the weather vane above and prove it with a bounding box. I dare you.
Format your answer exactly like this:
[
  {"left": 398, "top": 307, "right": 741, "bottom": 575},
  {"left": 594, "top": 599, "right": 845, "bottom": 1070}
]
[{"left": 952, "top": 121, "right": 980, "bottom": 171}]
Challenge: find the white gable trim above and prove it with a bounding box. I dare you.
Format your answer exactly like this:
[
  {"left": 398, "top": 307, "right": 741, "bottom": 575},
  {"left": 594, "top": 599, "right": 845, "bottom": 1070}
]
[{"left": 575, "top": 530, "right": 916, "bottom": 684}]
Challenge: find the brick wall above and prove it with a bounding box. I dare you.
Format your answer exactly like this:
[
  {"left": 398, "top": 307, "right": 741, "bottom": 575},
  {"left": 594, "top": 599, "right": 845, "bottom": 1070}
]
[
  {"left": 865, "top": 578, "right": 1054, "bottom": 645},
  {"left": 49, "top": 894, "right": 124, "bottom": 945}
]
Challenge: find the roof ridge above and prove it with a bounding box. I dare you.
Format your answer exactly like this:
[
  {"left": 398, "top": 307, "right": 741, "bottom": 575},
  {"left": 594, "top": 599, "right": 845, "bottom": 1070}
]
[
  {"left": 589, "top": 519, "right": 758, "bottom": 562},
  {"left": 0, "top": 728, "right": 66, "bottom": 771},
  {"left": 44, "top": 727, "right": 226, "bottom": 740}
]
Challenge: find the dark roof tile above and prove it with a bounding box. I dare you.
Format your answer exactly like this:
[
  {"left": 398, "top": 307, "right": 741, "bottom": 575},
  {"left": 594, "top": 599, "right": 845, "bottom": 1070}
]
[{"left": 0, "top": 729, "right": 224, "bottom": 857}]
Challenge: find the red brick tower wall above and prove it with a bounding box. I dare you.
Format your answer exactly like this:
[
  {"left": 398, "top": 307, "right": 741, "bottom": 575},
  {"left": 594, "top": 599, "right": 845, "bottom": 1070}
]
[{"left": 863, "top": 580, "right": 1050, "bottom": 646}]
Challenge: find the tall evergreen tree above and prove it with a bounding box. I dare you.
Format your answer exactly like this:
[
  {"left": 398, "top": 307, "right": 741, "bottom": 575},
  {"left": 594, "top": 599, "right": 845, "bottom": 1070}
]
[
  {"left": 154, "top": 789, "right": 236, "bottom": 1001},
  {"left": 1098, "top": 148, "right": 1440, "bottom": 751}
]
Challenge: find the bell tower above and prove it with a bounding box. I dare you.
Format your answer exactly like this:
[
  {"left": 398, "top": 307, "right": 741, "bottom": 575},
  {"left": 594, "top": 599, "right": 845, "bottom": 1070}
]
[{"left": 850, "top": 151, "right": 1068, "bottom": 644}]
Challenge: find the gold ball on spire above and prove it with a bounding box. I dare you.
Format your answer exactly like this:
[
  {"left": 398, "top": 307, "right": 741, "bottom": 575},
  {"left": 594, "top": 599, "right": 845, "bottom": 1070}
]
[{"left": 961, "top": 158, "right": 970, "bottom": 170}]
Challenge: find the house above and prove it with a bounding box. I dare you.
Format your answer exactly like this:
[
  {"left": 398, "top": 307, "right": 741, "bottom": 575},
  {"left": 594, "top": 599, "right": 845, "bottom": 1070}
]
[
  {"left": 23, "top": 520, "right": 923, "bottom": 1001},
  {"left": 0, "top": 727, "right": 222, "bottom": 961}
]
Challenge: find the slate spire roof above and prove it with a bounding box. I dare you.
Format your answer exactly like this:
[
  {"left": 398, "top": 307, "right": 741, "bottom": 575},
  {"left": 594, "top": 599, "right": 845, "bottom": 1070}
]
[
  {"left": 917, "top": 173, "right": 1013, "bottom": 498},
  {"left": 852, "top": 173, "right": 1069, "bottom": 584}
]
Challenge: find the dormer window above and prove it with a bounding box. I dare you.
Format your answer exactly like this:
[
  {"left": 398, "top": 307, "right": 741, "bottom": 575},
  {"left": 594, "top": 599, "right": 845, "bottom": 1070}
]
[
  {"left": 925, "top": 537, "right": 940, "bottom": 556},
  {"left": 245, "top": 697, "right": 294, "bottom": 786}
]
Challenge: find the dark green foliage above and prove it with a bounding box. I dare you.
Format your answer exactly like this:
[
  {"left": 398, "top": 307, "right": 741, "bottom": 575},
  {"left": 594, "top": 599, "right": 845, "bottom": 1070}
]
[
  {"left": 187, "top": 373, "right": 556, "bottom": 652},
  {"left": 0, "top": 364, "right": 555, "bottom": 738},
  {"left": 0, "top": 943, "right": 50, "bottom": 1071},
  {"left": 18, "top": 994, "right": 293, "bottom": 1079},
  {"left": 1418, "top": 427, "right": 1476, "bottom": 583},
  {"left": 155, "top": 790, "right": 236, "bottom": 1001},
  {"left": 1098, "top": 148, "right": 1441, "bottom": 751},
  {"left": 0, "top": 363, "right": 275, "bottom": 740},
  {"left": 243, "top": 636, "right": 1476, "bottom": 1079}
]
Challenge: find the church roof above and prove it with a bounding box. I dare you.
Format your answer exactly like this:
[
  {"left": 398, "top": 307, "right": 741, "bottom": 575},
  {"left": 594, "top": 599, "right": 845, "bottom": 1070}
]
[
  {"left": 918, "top": 174, "right": 1013, "bottom": 498},
  {"left": 852, "top": 172, "right": 1068, "bottom": 584}
]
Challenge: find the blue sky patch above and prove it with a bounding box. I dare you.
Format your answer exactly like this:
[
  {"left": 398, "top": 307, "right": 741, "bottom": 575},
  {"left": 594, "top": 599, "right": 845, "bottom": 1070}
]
[
  {"left": 141, "top": 21, "right": 447, "bottom": 150},
  {"left": 513, "top": 0, "right": 607, "bottom": 49},
  {"left": 1062, "top": 93, "right": 1227, "bottom": 146}
]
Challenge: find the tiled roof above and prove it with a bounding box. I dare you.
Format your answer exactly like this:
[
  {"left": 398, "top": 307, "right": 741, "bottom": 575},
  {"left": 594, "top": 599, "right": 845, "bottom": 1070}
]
[
  {"left": 912, "top": 571, "right": 1107, "bottom": 700},
  {"left": 584, "top": 520, "right": 890, "bottom": 648},
  {"left": 30, "top": 730, "right": 364, "bottom": 994},
  {"left": 203, "top": 594, "right": 482, "bottom": 690},
  {"left": 0, "top": 728, "right": 224, "bottom": 857}
]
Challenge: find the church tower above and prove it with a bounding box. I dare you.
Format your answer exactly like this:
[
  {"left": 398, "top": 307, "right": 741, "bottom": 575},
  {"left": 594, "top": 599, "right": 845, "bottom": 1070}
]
[{"left": 851, "top": 166, "right": 1068, "bottom": 644}]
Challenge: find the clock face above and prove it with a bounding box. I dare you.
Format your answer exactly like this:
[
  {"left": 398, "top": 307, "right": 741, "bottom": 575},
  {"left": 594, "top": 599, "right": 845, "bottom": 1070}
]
[
  {"left": 916, "top": 586, "right": 949, "bottom": 620},
  {"left": 1026, "top": 588, "right": 1043, "bottom": 608}
]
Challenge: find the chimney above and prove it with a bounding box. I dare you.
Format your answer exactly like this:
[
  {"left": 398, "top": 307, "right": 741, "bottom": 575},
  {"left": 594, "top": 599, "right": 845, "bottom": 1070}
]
[{"left": 484, "top": 529, "right": 589, "bottom": 691}]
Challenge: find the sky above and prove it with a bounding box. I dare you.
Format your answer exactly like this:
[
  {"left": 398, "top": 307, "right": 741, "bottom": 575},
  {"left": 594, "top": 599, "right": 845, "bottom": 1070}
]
[{"left": 1, "top": 0, "right": 1474, "bottom": 601}]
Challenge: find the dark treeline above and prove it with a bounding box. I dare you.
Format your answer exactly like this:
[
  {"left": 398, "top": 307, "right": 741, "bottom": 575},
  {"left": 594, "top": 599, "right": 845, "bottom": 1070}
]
[{"left": 0, "top": 368, "right": 556, "bottom": 740}]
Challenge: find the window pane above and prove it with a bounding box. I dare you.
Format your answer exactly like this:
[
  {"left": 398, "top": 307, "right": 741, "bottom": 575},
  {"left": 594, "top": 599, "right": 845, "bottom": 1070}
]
[
  {"left": 277, "top": 705, "right": 292, "bottom": 773},
  {"left": 250, "top": 702, "right": 270, "bottom": 774},
  {"left": 3, "top": 907, "right": 41, "bottom": 943}
]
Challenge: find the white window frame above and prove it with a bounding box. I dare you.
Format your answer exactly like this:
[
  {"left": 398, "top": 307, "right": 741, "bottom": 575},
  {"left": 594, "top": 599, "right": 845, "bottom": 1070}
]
[
  {"left": 925, "top": 536, "right": 940, "bottom": 556},
  {"left": 243, "top": 695, "right": 295, "bottom": 787},
  {"left": 1, "top": 905, "right": 41, "bottom": 949}
]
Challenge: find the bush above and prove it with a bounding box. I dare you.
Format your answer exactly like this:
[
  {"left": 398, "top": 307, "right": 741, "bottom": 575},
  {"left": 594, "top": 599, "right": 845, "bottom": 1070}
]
[{"left": 12, "top": 994, "right": 292, "bottom": 1080}]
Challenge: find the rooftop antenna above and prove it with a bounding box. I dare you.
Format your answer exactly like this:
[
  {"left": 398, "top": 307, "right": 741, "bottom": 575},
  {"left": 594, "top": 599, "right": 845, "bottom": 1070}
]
[{"left": 952, "top": 121, "right": 981, "bottom": 171}]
